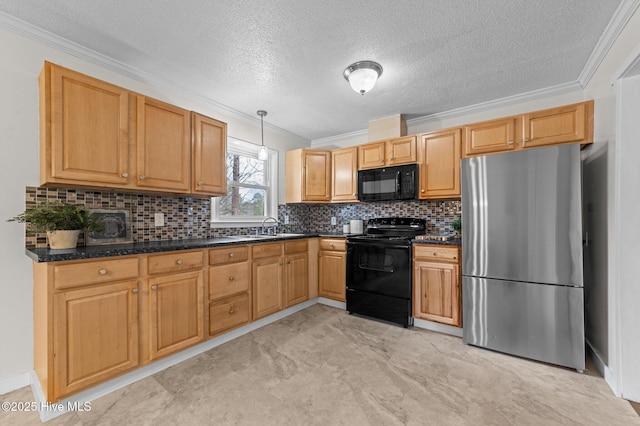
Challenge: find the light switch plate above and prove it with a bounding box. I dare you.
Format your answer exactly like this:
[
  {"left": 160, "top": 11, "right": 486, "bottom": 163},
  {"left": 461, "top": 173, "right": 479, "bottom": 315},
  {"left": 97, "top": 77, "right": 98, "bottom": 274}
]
[
  {"left": 154, "top": 212, "right": 164, "bottom": 227},
  {"left": 331, "top": 216, "right": 337, "bottom": 226},
  {"left": 284, "top": 215, "right": 289, "bottom": 224}
]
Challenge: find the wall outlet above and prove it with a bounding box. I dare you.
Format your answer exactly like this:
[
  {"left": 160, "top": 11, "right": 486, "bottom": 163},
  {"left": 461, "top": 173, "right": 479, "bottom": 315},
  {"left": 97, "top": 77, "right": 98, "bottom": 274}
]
[
  {"left": 284, "top": 215, "right": 289, "bottom": 224},
  {"left": 331, "top": 216, "right": 337, "bottom": 226},
  {"left": 154, "top": 212, "right": 164, "bottom": 227}
]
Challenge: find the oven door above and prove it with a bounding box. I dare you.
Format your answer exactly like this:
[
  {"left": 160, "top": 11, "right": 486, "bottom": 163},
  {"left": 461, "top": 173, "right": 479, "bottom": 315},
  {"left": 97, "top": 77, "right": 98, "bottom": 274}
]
[{"left": 346, "top": 240, "right": 412, "bottom": 299}]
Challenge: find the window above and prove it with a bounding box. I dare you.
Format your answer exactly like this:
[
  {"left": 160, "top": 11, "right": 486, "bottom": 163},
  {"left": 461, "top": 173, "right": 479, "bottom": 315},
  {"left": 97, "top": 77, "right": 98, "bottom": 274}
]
[{"left": 211, "top": 137, "right": 278, "bottom": 226}]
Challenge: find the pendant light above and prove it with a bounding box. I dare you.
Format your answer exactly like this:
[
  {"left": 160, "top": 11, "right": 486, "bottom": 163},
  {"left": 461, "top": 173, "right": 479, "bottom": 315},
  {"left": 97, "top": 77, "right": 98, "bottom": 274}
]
[
  {"left": 257, "top": 110, "right": 268, "bottom": 161},
  {"left": 343, "top": 61, "right": 383, "bottom": 95}
]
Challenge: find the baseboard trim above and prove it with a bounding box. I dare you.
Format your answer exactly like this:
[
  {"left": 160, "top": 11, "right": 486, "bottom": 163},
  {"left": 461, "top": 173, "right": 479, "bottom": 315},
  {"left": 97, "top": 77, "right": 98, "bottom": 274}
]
[
  {"left": 0, "top": 371, "right": 32, "bottom": 395},
  {"left": 413, "top": 318, "right": 463, "bottom": 337},
  {"left": 586, "top": 340, "right": 621, "bottom": 398},
  {"left": 35, "top": 299, "right": 317, "bottom": 422},
  {"left": 317, "top": 297, "right": 346, "bottom": 310}
]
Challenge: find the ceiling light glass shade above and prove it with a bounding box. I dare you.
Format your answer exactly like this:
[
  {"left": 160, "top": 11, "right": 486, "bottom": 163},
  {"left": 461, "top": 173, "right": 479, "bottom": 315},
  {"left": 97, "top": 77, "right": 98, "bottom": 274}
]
[
  {"left": 343, "top": 61, "right": 383, "bottom": 95},
  {"left": 258, "top": 145, "right": 268, "bottom": 160}
]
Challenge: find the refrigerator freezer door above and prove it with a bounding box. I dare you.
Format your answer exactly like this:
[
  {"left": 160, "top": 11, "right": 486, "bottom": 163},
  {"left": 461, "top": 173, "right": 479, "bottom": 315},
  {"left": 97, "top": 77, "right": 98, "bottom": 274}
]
[
  {"left": 462, "top": 276, "right": 585, "bottom": 370},
  {"left": 461, "top": 144, "right": 583, "bottom": 287}
]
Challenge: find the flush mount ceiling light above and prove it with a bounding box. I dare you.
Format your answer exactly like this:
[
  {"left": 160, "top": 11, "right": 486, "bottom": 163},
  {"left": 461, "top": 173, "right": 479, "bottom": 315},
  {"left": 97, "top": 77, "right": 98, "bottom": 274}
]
[
  {"left": 343, "top": 61, "right": 383, "bottom": 95},
  {"left": 257, "top": 110, "right": 268, "bottom": 161}
]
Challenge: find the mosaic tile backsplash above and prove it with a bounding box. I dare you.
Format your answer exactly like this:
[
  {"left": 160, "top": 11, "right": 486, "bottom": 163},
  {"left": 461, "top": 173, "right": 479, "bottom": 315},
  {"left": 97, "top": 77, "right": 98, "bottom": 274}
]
[{"left": 21, "top": 186, "right": 461, "bottom": 248}]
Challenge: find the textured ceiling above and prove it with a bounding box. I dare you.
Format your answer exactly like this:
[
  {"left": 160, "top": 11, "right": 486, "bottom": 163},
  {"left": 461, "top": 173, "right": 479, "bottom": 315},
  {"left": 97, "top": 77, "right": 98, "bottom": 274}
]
[{"left": 0, "top": 1, "right": 625, "bottom": 141}]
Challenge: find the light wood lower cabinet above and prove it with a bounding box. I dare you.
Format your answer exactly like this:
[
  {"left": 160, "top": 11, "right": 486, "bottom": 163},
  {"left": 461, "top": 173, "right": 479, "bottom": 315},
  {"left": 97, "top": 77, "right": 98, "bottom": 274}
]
[
  {"left": 33, "top": 240, "right": 313, "bottom": 402},
  {"left": 318, "top": 238, "right": 346, "bottom": 302},
  {"left": 413, "top": 245, "right": 461, "bottom": 327},
  {"left": 208, "top": 245, "right": 251, "bottom": 337},
  {"left": 34, "top": 257, "right": 141, "bottom": 402},
  {"left": 147, "top": 270, "right": 204, "bottom": 360}
]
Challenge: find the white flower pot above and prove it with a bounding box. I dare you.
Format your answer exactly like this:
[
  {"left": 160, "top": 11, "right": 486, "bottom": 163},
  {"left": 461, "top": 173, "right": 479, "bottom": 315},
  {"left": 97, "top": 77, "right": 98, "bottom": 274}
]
[{"left": 46, "top": 230, "right": 81, "bottom": 250}]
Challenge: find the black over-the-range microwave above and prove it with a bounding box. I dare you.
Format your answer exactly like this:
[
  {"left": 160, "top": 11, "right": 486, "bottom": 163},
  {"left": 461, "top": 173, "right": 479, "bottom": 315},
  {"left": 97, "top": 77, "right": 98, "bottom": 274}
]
[{"left": 357, "top": 163, "right": 419, "bottom": 202}]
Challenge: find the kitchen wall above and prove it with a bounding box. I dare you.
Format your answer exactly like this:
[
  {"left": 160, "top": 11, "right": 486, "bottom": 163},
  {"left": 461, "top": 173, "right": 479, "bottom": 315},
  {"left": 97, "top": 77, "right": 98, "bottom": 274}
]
[
  {"left": 0, "top": 26, "right": 309, "bottom": 387},
  {"left": 22, "top": 186, "right": 460, "bottom": 249}
]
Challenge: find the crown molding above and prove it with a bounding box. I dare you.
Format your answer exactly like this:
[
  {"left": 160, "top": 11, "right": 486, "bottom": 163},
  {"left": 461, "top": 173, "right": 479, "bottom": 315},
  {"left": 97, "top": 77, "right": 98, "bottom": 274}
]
[
  {"left": 0, "top": 12, "right": 306, "bottom": 142},
  {"left": 311, "top": 128, "right": 368, "bottom": 147},
  {"left": 578, "top": 0, "right": 640, "bottom": 88}
]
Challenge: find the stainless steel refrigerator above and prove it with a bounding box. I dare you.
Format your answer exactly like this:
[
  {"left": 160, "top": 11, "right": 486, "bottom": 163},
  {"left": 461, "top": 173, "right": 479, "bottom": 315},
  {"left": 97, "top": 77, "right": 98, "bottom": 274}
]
[{"left": 461, "top": 144, "right": 585, "bottom": 371}]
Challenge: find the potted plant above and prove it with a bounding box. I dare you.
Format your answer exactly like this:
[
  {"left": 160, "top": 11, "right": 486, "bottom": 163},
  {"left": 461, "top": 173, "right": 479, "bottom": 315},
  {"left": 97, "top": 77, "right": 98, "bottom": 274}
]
[
  {"left": 451, "top": 218, "right": 462, "bottom": 236},
  {"left": 8, "top": 201, "right": 104, "bottom": 249}
]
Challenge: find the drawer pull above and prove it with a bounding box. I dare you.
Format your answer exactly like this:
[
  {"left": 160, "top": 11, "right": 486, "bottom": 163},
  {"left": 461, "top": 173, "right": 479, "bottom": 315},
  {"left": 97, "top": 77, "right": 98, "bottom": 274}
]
[
  {"left": 98, "top": 269, "right": 108, "bottom": 275},
  {"left": 229, "top": 253, "right": 235, "bottom": 258},
  {"left": 151, "top": 285, "right": 158, "bottom": 291},
  {"left": 229, "top": 307, "right": 235, "bottom": 314},
  {"left": 433, "top": 252, "right": 437, "bottom": 256},
  {"left": 229, "top": 276, "right": 235, "bottom": 281},
  {"left": 132, "top": 288, "right": 139, "bottom": 294},
  {"left": 176, "top": 259, "right": 183, "bottom": 265}
]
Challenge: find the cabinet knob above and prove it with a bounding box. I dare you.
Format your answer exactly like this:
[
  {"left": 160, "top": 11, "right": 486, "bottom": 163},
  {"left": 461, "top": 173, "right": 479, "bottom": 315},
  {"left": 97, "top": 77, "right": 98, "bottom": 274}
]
[
  {"left": 421, "top": 189, "right": 425, "bottom": 193},
  {"left": 287, "top": 260, "right": 291, "bottom": 264},
  {"left": 98, "top": 269, "right": 107, "bottom": 275},
  {"left": 122, "top": 172, "right": 129, "bottom": 178},
  {"left": 197, "top": 181, "right": 203, "bottom": 186},
  {"left": 389, "top": 158, "right": 393, "bottom": 161},
  {"left": 139, "top": 175, "right": 146, "bottom": 180},
  {"left": 352, "top": 193, "right": 356, "bottom": 196},
  {"left": 132, "top": 288, "right": 139, "bottom": 294},
  {"left": 508, "top": 140, "right": 514, "bottom": 145},
  {"left": 229, "top": 276, "right": 235, "bottom": 281},
  {"left": 151, "top": 285, "right": 158, "bottom": 291},
  {"left": 279, "top": 261, "right": 283, "bottom": 265},
  {"left": 330, "top": 243, "right": 334, "bottom": 248},
  {"left": 229, "top": 253, "right": 235, "bottom": 257},
  {"left": 380, "top": 159, "right": 384, "bottom": 163},
  {"left": 229, "top": 307, "right": 235, "bottom": 314},
  {"left": 523, "top": 137, "right": 530, "bottom": 143},
  {"left": 176, "top": 259, "right": 183, "bottom": 265}
]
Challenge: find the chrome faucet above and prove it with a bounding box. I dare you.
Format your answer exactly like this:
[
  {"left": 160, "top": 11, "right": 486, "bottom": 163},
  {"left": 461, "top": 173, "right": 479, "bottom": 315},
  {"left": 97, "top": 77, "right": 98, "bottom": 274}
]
[{"left": 261, "top": 216, "right": 279, "bottom": 235}]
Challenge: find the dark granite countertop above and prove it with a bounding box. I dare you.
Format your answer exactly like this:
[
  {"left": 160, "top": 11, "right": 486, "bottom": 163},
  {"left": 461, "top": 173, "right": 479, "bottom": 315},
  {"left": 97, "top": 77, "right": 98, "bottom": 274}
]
[
  {"left": 411, "top": 238, "right": 462, "bottom": 246},
  {"left": 26, "top": 233, "right": 319, "bottom": 263}
]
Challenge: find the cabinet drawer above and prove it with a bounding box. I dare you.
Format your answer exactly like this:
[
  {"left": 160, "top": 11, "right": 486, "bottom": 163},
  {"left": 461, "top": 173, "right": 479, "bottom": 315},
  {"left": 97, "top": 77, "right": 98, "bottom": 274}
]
[
  {"left": 252, "top": 242, "right": 282, "bottom": 259},
  {"left": 148, "top": 251, "right": 204, "bottom": 275},
  {"left": 319, "top": 239, "right": 346, "bottom": 252},
  {"left": 209, "top": 293, "right": 250, "bottom": 336},
  {"left": 54, "top": 257, "right": 139, "bottom": 290},
  {"left": 414, "top": 245, "right": 460, "bottom": 262},
  {"left": 209, "top": 262, "right": 250, "bottom": 300},
  {"left": 284, "top": 240, "right": 308, "bottom": 254},
  {"left": 209, "top": 246, "right": 249, "bottom": 265}
]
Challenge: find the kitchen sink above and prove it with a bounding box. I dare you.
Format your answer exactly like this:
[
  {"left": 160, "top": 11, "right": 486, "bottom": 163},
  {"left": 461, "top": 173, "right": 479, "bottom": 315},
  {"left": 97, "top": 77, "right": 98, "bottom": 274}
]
[{"left": 228, "top": 233, "right": 306, "bottom": 240}]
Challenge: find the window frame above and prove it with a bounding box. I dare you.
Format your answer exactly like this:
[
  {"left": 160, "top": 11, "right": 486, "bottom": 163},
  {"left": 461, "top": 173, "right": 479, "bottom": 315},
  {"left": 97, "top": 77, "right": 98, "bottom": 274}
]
[{"left": 211, "top": 137, "right": 278, "bottom": 227}]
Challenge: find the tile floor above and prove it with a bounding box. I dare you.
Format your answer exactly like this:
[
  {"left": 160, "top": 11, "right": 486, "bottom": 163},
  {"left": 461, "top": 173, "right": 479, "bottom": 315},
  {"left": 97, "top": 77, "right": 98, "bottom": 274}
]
[{"left": 1, "top": 304, "right": 639, "bottom": 425}]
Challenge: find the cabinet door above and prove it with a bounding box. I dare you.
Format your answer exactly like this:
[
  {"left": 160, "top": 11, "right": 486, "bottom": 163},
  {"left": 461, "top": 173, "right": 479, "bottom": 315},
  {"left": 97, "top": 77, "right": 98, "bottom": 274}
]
[
  {"left": 318, "top": 250, "right": 346, "bottom": 302},
  {"left": 53, "top": 280, "right": 139, "bottom": 399},
  {"left": 358, "top": 141, "right": 386, "bottom": 169},
  {"left": 42, "top": 62, "right": 129, "bottom": 186},
  {"left": 285, "top": 252, "right": 308, "bottom": 307},
  {"left": 463, "top": 117, "right": 517, "bottom": 157},
  {"left": 331, "top": 147, "right": 358, "bottom": 202},
  {"left": 148, "top": 270, "right": 204, "bottom": 360},
  {"left": 387, "top": 135, "right": 417, "bottom": 165},
  {"left": 252, "top": 256, "right": 284, "bottom": 320},
  {"left": 192, "top": 113, "right": 227, "bottom": 195},
  {"left": 136, "top": 96, "right": 191, "bottom": 192},
  {"left": 413, "top": 260, "right": 460, "bottom": 326},
  {"left": 303, "top": 151, "right": 331, "bottom": 201},
  {"left": 419, "top": 129, "right": 461, "bottom": 199},
  {"left": 522, "top": 102, "right": 588, "bottom": 148}
]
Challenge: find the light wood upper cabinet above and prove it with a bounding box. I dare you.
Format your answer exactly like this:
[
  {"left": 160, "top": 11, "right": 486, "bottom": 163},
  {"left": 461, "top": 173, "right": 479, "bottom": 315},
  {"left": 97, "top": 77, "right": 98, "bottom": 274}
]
[
  {"left": 358, "top": 141, "right": 386, "bottom": 169},
  {"left": 418, "top": 128, "right": 461, "bottom": 199},
  {"left": 331, "top": 147, "right": 358, "bottom": 202},
  {"left": 318, "top": 238, "right": 347, "bottom": 302},
  {"left": 387, "top": 135, "right": 417, "bottom": 165},
  {"left": 39, "top": 62, "right": 130, "bottom": 187},
  {"left": 286, "top": 149, "right": 331, "bottom": 203},
  {"left": 358, "top": 136, "right": 417, "bottom": 169},
  {"left": 522, "top": 101, "right": 593, "bottom": 148},
  {"left": 463, "top": 117, "right": 518, "bottom": 158},
  {"left": 413, "top": 245, "right": 461, "bottom": 327},
  {"left": 135, "top": 95, "right": 191, "bottom": 192},
  {"left": 148, "top": 270, "right": 204, "bottom": 360},
  {"left": 192, "top": 113, "right": 227, "bottom": 196}
]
